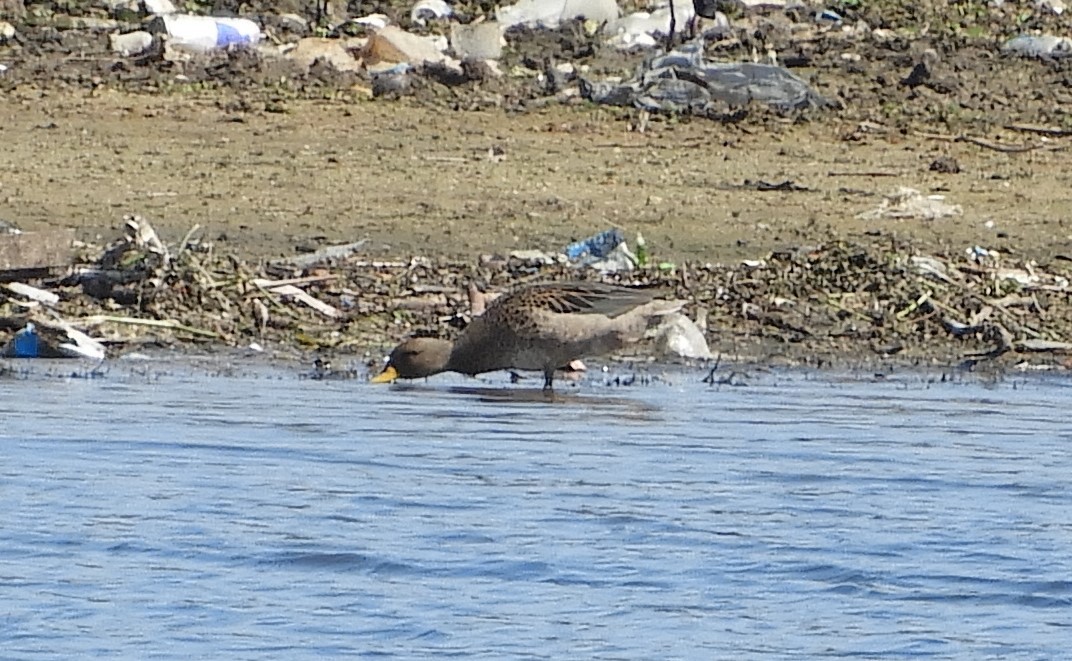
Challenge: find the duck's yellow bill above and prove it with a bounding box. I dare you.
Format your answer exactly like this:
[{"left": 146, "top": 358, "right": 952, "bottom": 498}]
[{"left": 370, "top": 365, "right": 398, "bottom": 384}]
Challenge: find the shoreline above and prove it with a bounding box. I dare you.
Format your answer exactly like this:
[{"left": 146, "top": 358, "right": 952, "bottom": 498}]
[{"left": 3, "top": 218, "right": 1070, "bottom": 377}]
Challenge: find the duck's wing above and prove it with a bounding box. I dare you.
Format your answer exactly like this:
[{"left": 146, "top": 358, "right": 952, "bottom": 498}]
[{"left": 488, "top": 282, "right": 654, "bottom": 320}]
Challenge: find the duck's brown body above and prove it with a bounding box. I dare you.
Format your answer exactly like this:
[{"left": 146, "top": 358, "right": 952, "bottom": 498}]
[{"left": 372, "top": 282, "right": 683, "bottom": 390}]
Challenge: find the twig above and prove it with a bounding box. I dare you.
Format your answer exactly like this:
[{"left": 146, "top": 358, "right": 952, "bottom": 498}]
[
  {"left": 916, "top": 130, "right": 1066, "bottom": 153},
  {"left": 79, "top": 315, "right": 219, "bottom": 338},
  {"left": 421, "top": 155, "right": 470, "bottom": 163},
  {"left": 251, "top": 275, "right": 338, "bottom": 288},
  {"left": 827, "top": 171, "right": 900, "bottom": 177},
  {"left": 1003, "top": 123, "right": 1072, "bottom": 137},
  {"left": 175, "top": 224, "right": 202, "bottom": 259},
  {"left": 896, "top": 292, "right": 931, "bottom": 320}
]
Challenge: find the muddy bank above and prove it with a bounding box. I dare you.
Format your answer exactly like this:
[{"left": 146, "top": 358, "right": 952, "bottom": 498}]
[{"left": 2, "top": 215, "right": 1071, "bottom": 376}]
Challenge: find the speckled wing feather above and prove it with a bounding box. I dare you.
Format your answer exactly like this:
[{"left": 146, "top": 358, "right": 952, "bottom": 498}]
[
  {"left": 487, "top": 282, "right": 654, "bottom": 319},
  {"left": 445, "top": 282, "right": 676, "bottom": 379}
]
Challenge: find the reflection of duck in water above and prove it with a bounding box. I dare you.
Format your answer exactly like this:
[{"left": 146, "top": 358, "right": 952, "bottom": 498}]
[{"left": 372, "top": 282, "right": 683, "bottom": 391}]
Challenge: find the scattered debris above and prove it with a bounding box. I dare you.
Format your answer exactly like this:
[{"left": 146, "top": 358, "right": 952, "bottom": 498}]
[
  {"left": 1, "top": 214, "right": 1071, "bottom": 371},
  {"left": 607, "top": 0, "right": 730, "bottom": 50},
  {"left": 283, "top": 240, "right": 368, "bottom": 269},
  {"left": 147, "top": 14, "right": 261, "bottom": 53},
  {"left": 857, "top": 186, "right": 962, "bottom": 221},
  {"left": 143, "top": 0, "right": 177, "bottom": 15},
  {"left": 496, "top": 0, "right": 619, "bottom": 30},
  {"left": 351, "top": 13, "right": 390, "bottom": 30},
  {"left": 411, "top": 0, "right": 453, "bottom": 25},
  {"left": 1002, "top": 34, "right": 1072, "bottom": 58},
  {"left": 364, "top": 25, "right": 454, "bottom": 68},
  {"left": 564, "top": 228, "right": 625, "bottom": 261},
  {"left": 3, "top": 323, "right": 42, "bottom": 358},
  {"left": 5, "top": 282, "right": 59, "bottom": 307},
  {"left": 2, "top": 318, "right": 106, "bottom": 360},
  {"left": 110, "top": 31, "right": 154, "bottom": 57},
  {"left": 38, "top": 315, "right": 107, "bottom": 361},
  {"left": 0, "top": 20, "right": 16, "bottom": 44},
  {"left": 652, "top": 312, "right": 713, "bottom": 360},
  {"left": 253, "top": 278, "right": 341, "bottom": 319},
  {"left": 562, "top": 228, "right": 640, "bottom": 272},
  {"left": 582, "top": 43, "right": 830, "bottom": 114},
  {"left": 284, "top": 37, "right": 362, "bottom": 72}
]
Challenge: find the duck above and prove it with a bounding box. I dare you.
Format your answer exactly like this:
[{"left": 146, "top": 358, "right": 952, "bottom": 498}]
[{"left": 371, "top": 281, "right": 683, "bottom": 391}]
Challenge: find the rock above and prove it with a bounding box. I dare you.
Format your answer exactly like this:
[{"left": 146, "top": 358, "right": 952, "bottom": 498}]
[
  {"left": 371, "top": 67, "right": 412, "bottom": 97},
  {"left": 929, "top": 156, "right": 960, "bottom": 174},
  {"left": 285, "top": 37, "right": 361, "bottom": 72},
  {"left": 53, "top": 15, "right": 122, "bottom": 30},
  {"left": 110, "top": 30, "right": 154, "bottom": 56},
  {"left": 95, "top": 0, "right": 140, "bottom": 18},
  {"left": 0, "top": 0, "right": 23, "bottom": 20},
  {"left": 320, "top": 0, "right": 349, "bottom": 27},
  {"left": 450, "top": 21, "right": 504, "bottom": 60},
  {"left": 364, "top": 25, "right": 453, "bottom": 67}
]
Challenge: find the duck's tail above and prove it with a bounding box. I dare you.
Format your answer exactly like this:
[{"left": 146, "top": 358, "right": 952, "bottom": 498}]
[{"left": 636, "top": 299, "right": 686, "bottom": 319}]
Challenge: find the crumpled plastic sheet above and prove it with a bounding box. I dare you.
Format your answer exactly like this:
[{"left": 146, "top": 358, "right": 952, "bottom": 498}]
[
  {"left": 1002, "top": 34, "right": 1072, "bottom": 58},
  {"left": 581, "top": 42, "right": 830, "bottom": 113}
]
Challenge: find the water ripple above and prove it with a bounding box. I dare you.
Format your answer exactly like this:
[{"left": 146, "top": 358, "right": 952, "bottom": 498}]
[{"left": 0, "top": 366, "right": 1069, "bottom": 659}]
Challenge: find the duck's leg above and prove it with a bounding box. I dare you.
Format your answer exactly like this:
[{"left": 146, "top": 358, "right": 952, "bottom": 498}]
[{"left": 542, "top": 367, "right": 555, "bottom": 392}]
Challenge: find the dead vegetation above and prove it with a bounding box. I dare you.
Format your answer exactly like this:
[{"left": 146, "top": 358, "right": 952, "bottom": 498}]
[{"left": 3, "top": 216, "right": 1071, "bottom": 371}]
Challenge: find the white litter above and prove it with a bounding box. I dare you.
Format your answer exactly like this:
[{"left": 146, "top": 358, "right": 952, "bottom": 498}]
[
  {"left": 497, "top": 0, "right": 619, "bottom": 30},
  {"left": 857, "top": 186, "right": 962, "bottom": 221}
]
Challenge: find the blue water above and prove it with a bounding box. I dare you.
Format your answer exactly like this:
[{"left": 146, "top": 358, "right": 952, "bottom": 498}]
[{"left": 1, "top": 362, "right": 1070, "bottom": 659}]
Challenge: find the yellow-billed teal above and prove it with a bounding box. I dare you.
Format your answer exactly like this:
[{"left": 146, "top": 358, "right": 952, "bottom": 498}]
[{"left": 371, "top": 281, "right": 683, "bottom": 391}]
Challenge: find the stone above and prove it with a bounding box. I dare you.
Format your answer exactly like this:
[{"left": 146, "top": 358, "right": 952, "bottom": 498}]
[
  {"left": 450, "top": 21, "right": 504, "bottom": 60},
  {"left": 285, "top": 37, "right": 361, "bottom": 72}
]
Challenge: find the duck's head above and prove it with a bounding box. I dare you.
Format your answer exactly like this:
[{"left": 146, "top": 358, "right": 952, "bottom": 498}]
[{"left": 371, "top": 337, "right": 453, "bottom": 383}]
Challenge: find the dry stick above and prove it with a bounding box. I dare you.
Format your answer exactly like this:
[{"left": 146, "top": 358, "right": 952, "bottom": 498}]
[
  {"left": 175, "top": 223, "right": 202, "bottom": 259},
  {"left": 821, "top": 293, "right": 873, "bottom": 322},
  {"left": 251, "top": 274, "right": 338, "bottom": 288},
  {"left": 827, "top": 171, "right": 900, "bottom": 177},
  {"left": 916, "top": 130, "right": 1067, "bottom": 153},
  {"left": 1004, "top": 123, "right": 1072, "bottom": 137},
  {"left": 895, "top": 292, "right": 931, "bottom": 320},
  {"left": 925, "top": 277, "right": 1041, "bottom": 339},
  {"left": 593, "top": 143, "right": 654, "bottom": 149},
  {"left": 421, "top": 155, "right": 470, "bottom": 163},
  {"left": 251, "top": 279, "right": 303, "bottom": 317},
  {"left": 80, "top": 315, "right": 219, "bottom": 338}
]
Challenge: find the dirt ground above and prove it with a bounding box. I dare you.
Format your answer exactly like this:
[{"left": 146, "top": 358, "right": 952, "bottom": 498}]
[
  {"left": 3, "top": 0, "right": 1072, "bottom": 371},
  {"left": 3, "top": 91, "right": 1072, "bottom": 268}
]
